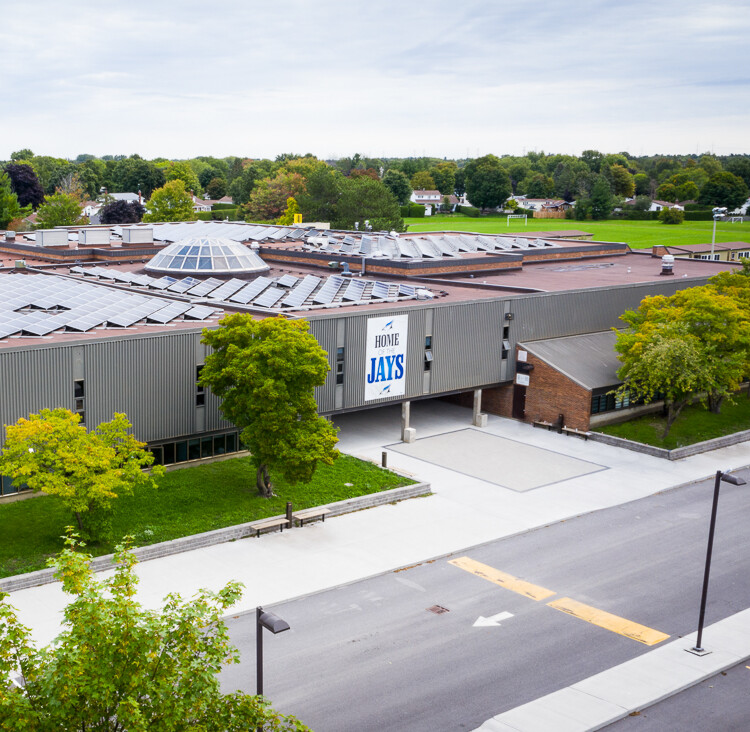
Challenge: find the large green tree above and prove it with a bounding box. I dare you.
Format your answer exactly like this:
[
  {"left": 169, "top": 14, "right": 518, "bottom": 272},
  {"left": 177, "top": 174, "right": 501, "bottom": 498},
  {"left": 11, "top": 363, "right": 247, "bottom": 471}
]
[
  {"left": 35, "top": 191, "right": 87, "bottom": 228},
  {"left": 333, "top": 176, "right": 404, "bottom": 232},
  {"left": 200, "top": 315, "right": 339, "bottom": 497},
  {"left": 0, "top": 410, "right": 163, "bottom": 539},
  {"left": 698, "top": 171, "right": 749, "bottom": 210},
  {"left": 0, "top": 172, "right": 30, "bottom": 229},
  {"left": 296, "top": 165, "right": 343, "bottom": 223},
  {"left": 464, "top": 155, "right": 511, "bottom": 211},
  {"left": 0, "top": 535, "right": 309, "bottom": 731},
  {"left": 243, "top": 171, "right": 306, "bottom": 222},
  {"left": 143, "top": 179, "right": 197, "bottom": 223},
  {"left": 589, "top": 175, "right": 613, "bottom": 219},
  {"left": 381, "top": 169, "right": 412, "bottom": 205}
]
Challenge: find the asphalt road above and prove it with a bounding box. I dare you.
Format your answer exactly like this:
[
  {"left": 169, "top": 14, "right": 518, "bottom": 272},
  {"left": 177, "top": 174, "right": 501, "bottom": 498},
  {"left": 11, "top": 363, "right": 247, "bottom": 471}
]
[
  {"left": 220, "top": 470, "right": 750, "bottom": 731},
  {"left": 605, "top": 661, "right": 750, "bottom": 731}
]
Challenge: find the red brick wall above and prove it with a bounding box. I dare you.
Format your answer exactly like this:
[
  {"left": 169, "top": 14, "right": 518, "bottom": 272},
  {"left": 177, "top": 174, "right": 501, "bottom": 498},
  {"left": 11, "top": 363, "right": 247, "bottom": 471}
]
[
  {"left": 440, "top": 384, "right": 515, "bottom": 418},
  {"left": 520, "top": 351, "right": 591, "bottom": 431}
]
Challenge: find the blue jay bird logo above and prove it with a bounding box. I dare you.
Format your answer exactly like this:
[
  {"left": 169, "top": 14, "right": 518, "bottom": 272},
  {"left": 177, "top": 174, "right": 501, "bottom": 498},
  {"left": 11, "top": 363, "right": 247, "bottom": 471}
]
[
  {"left": 382, "top": 320, "right": 394, "bottom": 331},
  {"left": 380, "top": 384, "right": 391, "bottom": 394}
]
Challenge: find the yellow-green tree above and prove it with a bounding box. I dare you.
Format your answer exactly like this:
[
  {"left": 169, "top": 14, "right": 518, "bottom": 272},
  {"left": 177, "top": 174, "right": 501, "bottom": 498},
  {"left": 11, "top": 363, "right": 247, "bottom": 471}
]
[
  {"left": 276, "top": 196, "right": 301, "bottom": 225},
  {"left": 0, "top": 410, "right": 164, "bottom": 539},
  {"left": 143, "top": 179, "right": 197, "bottom": 223}
]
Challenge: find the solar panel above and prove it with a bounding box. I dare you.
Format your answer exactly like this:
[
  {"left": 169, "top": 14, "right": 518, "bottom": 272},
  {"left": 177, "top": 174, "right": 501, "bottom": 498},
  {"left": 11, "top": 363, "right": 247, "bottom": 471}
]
[
  {"left": 342, "top": 279, "right": 367, "bottom": 301},
  {"left": 371, "top": 281, "right": 391, "bottom": 299},
  {"left": 229, "top": 277, "right": 272, "bottom": 304},
  {"left": 148, "top": 276, "right": 177, "bottom": 290},
  {"left": 167, "top": 277, "right": 200, "bottom": 293},
  {"left": 184, "top": 305, "right": 218, "bottom": 320},
  {"left": 252, "top": 286, "right": 286, "bottom": 308},
  {"left": 146, "top": 302, "right": 193, "bottom": 323},
  {"left": 276, "top": 274, "right": 299, "bottom": 288},
  {"left": 312, "top": 276, "right": 345, "bottom": 304},
  {"left": 206, "top": 278, "right": 247, "bottom": 300},
  {"left": 186, "top": 278, "right": 223, "bottom": 297},
  {"left": 280, "top": 275, "right": 321, "bottom": 308},
  {"left": 398, "top": 284, "right": 417, "bottom": 297}
]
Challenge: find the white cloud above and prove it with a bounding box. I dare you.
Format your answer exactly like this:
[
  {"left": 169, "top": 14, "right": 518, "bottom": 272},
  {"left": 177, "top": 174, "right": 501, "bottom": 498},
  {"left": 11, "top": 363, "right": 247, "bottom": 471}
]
[{"left": 1, "top": 0, "right": 748, "bottom": 160}]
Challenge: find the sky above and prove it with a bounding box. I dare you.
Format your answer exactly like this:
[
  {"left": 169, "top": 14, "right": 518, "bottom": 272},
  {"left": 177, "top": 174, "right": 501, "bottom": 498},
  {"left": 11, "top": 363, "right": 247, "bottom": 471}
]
[{"left": 2, "top": 0, "right": 749, "bottom": 162}]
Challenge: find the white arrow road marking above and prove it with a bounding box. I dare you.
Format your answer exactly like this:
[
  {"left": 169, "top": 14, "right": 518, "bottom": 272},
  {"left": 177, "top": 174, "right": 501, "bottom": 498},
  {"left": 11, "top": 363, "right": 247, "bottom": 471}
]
[{"left": 473, "top": 611, "right": 514, "bottom": 627}]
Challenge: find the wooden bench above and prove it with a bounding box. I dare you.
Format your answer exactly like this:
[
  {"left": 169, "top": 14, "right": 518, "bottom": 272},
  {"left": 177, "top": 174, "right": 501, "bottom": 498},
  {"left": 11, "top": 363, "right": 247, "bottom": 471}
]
[
  {"left": 562, "top": 426, "right": 589, "bottom": 440},
  {"left": 250, "top": 517, "right": 290, "bottom": 537},
  {"left": 292, "top": 507, "right": 331, "bottom": 527},
  {"left": 533, "top": 420, "right": 554, "bottom": 430}
]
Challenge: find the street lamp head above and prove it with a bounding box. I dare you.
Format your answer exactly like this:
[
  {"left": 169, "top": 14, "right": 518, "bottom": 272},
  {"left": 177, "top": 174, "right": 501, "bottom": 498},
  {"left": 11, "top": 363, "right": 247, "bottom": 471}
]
[
  {"left": 719, "top": 470, "right": 746, "bottom": 486},
  {"left": 258, "top": 608, "right": 290, "bottom": 634}
]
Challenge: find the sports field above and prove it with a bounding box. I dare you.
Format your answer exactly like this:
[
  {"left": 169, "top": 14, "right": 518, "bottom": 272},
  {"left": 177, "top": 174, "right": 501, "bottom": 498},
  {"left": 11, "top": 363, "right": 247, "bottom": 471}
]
[{"left": 404, "top": 215, "right": 749, "bottom": 250}]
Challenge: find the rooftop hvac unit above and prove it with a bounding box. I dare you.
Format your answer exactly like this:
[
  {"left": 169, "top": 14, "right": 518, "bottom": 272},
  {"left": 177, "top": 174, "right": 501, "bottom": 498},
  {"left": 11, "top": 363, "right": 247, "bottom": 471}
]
[
  {"left": 5, "top": 230, "right": 16, "bottom": 241},
  {"left": 122, "top": 227, "right": 153, "bottom": 245},
  {"left": 79, "top": 228, "right": 111, "bottom": 246},
  {"left": 37, "top": 229, "right": 69, "bottom": 247}
]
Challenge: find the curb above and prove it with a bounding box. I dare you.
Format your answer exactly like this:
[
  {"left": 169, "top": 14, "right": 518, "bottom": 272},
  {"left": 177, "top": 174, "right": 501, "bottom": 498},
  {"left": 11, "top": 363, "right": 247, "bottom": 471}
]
[{"left": 0, "top": 482, "right": 432, "bottom": 594}]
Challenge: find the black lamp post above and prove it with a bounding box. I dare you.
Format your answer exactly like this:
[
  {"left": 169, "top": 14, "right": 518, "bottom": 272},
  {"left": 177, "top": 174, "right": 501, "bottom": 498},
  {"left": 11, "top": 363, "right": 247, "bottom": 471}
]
[
  {"left": 256, "top": 606, "right": 290, "bottom": 697},
  {"left": 690, "top": 469, "right": 746, "bottom": 655}
]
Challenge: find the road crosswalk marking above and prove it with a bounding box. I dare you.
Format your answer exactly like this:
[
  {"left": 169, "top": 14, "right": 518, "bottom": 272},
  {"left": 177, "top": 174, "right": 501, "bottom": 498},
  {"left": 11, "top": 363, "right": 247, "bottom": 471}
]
[
  {"left": 547, "top": 597, "right": 670, "bottom": 646},
  {"left": 449, "top": 556, "right": 670, "bottom": 646},
  {"left": 448, "top": 557, "right": 556, "bottom": 601}
]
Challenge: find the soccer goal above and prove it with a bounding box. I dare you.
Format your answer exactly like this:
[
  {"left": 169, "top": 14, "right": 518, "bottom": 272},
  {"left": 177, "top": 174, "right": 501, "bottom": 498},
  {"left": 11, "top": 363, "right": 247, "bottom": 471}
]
[
  {"left": 730, "top": 217, "right": 744, "bottom": 223},
  {"left": 507, "top": 214, "right": 527, "bottom": 226}
]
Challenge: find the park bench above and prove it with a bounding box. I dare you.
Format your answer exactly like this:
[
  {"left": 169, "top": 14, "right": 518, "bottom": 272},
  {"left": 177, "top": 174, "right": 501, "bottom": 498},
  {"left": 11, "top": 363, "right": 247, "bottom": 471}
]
[
  {"left": 292, "top": 507, "right": 331, "bottom": 527},
  {"left": 561, "top": 426, "right": 589, "bottom": 440},
  {"left": 250, "top": 517, "right": 290, "bottom": 537},
  {"left": 533, "top": 420, "right": 554, "bottom": 430}
]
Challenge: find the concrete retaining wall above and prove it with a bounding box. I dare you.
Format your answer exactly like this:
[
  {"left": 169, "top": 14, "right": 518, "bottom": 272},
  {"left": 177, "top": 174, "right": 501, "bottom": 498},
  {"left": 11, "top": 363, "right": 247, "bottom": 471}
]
[
  {"left": 0, "top": 482, "right": 431, "bottom": 593},
  {"left": 589, "top": 429, "right": 750, "bottom": 460}
]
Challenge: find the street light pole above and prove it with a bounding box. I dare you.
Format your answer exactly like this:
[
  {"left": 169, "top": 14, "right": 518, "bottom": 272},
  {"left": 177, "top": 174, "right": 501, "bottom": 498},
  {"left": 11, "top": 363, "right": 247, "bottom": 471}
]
[
  {"left": 690, "top": 470, "right": 746, "bottom": 654},
  {"left": 710, "top": 214, "right": 719, "bottom": 259},
  {"left": 256, "top": 606, "right": 290, "bottom": 696}
]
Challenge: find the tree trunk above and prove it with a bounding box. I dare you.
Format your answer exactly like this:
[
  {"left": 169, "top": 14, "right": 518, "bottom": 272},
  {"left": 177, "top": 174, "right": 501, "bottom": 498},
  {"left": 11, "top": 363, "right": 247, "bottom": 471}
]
[
  {"left": 708, "top": 392, "right": 724, "bottom": 414},
  {"left": 74, "top": 511, "right": 84, "bottom": 532},
  {"left": 662, "top": 399, "right": 688, "bottom": 439},
  {"left": 256, "top": 463, "right": 274, "bottom": 498}
]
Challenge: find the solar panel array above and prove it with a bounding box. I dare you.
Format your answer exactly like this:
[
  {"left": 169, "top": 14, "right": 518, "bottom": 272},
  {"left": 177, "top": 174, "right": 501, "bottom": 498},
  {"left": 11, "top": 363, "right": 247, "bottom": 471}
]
[
  {"left": 305, "top": 233, "right": 559, "bottom": 260},
  {"left": 70, "top": 267, "right": 430, "bottom": 313},
  {"left": 112, "top": 221, "right": 315, "bottom": 244},
  {"left": 0, "top": 274, "right": 221, "bottom": 340}
]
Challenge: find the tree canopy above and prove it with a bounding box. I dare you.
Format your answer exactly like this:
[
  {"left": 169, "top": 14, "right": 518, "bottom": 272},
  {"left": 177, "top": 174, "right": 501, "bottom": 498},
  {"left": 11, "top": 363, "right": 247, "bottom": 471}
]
[
  {"left": 698, "top": 171, "right": 750, "bottom": 210},
  {"left": 382, "top": 169, "right": 412, "bottom": 205},
  {"left": 99, "top": 199, "right": 146, "bottom": 224},
  {"left": 333, "top": 176, "right": 404, "bottom": 232},
  {"left": 0, "top": 534, "right": 309, "bottom": 731},
  {"left": 200, "top": 315, "right": 339, "bottom": 497},
  {"left": 4, "top": 163, "right": 45, "bottom": 209},
  {"left": 0, "top": 409, "right": 163, "bottom": 539},
  {"left": 0, "top": 172, "right": 30, "bottom": 229},
  {"left": 143, "top": 180, "right": 196, "bottom": 223},
  {"left": 463, "top": 155, "right": 511, "bottom": 211},
  {"left": 35, "top": 191, "right": 87, "bottom": 228}
]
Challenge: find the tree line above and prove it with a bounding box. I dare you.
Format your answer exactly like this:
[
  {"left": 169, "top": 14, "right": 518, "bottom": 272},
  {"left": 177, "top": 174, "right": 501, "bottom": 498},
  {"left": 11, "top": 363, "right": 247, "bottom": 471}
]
[{"left": 2, "top": 149, "right": 749, "bottom": 231}]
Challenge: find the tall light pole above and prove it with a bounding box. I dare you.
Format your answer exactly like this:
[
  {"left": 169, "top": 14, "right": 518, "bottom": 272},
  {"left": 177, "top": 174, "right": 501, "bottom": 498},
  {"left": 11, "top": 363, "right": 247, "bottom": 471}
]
[
  {"left": 256, "top": 606, "right": 290, "bottom": 697},
  {"left": 689, "top": 469, "right": 746, "bottom": 655},
  {"left": 710, "top": 213, "right": 721, "bottom": 260}
]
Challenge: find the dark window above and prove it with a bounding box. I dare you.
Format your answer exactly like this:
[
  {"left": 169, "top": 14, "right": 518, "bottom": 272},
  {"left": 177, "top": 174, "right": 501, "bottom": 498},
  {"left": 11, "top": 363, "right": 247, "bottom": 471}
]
[
  {"left": 74, "top": 380, "right": 85, "bottom": 398},
  {"left": 73, "top": 379, "right": 85, "bottom": 424},
  {"left": 196, "top": 366, "right": 205, "bottom": 407},
  {"left": 201, "top": 436, "right": 213, "bottom": 459},
  {"left": 226, "top": 433, "right": 237, "bottom": 453},
  {"left": 188, "top": 439, "right": 201, "bottom": 461},
  {"left": 424, "top": 335, "right": 433, "bottom": 372},
  {"left": 150, "top": 446, "right": 163, "bottom": 466},
  {"left": 163, "top": 442, "right": 176, "bottom": 465},
  {"left": 176, "top": 441, "right": 188, "bottom": 462},
  {"left": 214, "top": 434, "right": 226, "bottom": 455},
  {"left": 335, "top": 348, "right": 345, "bottom": 385},
  {"left": 503, "top": 326, "right": 510, "bottom": 339}
]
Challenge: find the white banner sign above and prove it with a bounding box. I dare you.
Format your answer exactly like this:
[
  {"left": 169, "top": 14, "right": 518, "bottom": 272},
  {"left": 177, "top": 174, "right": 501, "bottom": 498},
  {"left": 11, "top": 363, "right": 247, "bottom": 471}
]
[
  {"left": 365, "top": 314, "right": 408, "bottom": 400},
  {"left": 515, "top": 373, "right": 530, "bottom": 386}
]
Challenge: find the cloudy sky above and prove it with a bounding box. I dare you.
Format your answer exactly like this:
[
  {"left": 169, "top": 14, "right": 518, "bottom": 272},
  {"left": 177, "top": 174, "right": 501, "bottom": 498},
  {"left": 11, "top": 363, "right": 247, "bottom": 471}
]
[{"left": 2, "top": 0, "right": 748, "bottom": 161}]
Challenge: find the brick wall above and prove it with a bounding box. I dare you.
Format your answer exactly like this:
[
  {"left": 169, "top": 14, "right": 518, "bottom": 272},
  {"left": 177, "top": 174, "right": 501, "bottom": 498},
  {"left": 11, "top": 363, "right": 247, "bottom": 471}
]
[
  {"left": 441, "top": 384, "right": 515, "bottom": 418},
  {"left": 521, "top": 350, "right": 591, "bottom": 430}
]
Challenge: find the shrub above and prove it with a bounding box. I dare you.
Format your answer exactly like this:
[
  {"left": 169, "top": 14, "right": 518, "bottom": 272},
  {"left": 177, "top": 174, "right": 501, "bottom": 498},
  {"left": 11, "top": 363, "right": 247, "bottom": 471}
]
[
  {"left": 684, "top": 211, "right": 718, "bottom": 221},
  {"left": 658, "top": 207, "right": 685, "bottom": 225},
  {"left": 211, "top": 203, "right": 236, "bottom": 210},
  {"left": 457, "top": 205, "right": 480, "bottom": 217},
  {"left": 401, "top": 203, "right": 425, "bottom": 217}
]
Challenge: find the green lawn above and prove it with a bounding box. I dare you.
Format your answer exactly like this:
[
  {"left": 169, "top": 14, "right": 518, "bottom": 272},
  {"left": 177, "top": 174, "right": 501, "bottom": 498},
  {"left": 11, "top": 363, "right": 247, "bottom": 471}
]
[
  {"left": 404, "top": 215, "right": 749, "bottom": 250},
  {"left": 594, "top": 395, "right": 750, "bottom": 449},
  {"left": 0, "top": 455, "right": 415, "bottom": 579}
]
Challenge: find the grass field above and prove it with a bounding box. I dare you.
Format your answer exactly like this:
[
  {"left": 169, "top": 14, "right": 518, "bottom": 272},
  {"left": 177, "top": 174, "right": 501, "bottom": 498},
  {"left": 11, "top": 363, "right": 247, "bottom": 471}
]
[
  {"left": 404, "top": 215, "right": 749, "bottom": 250},
  {"left": 595, "top": 395, "right": 750, "bottom": 449},
  {"left": 0, "top": 454, "right": 415, "bottom": 579}
]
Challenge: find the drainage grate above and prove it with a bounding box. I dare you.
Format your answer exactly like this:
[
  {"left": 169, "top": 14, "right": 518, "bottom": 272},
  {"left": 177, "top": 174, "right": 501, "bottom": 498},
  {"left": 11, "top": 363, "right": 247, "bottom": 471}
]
[{"left": 427, "top": 605, "right": 450, "bottom": 614}]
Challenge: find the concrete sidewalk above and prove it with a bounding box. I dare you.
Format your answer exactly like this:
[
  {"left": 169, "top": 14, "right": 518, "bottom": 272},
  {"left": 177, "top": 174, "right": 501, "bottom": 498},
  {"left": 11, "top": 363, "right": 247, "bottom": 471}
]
[{"left": 6, "top": 400, "right": 750, "bottom": 729}]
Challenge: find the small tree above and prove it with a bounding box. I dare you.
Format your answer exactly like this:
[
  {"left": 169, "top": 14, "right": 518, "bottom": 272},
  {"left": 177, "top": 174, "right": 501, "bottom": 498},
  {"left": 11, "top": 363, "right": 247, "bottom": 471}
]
[
  {"left": 99, "top": 199, "right": 146, "bottom": 224},
  {"left": 200, "top": 315, "right": 339, "bottom": 497},
  {"left": 658, "top": 207, "right": 684, "bottom": 225},
  {"left": 382, "top": 169, "right": 412, "bottom": 205},
  {"left": 143, "top": 179, "right": 196, "bottom": 223},
  {"left": 589, "top": 176, "right": 613, "bottom": 220},
  {"left": 4, "top": 163, "right": 44, "bottom": 209},
  {"left": 276, "top": 196, "right": 301, "bottom": 225},
  {"left": 0, "top": 172, "right": 30, "bottom": 229},
  {"left": 0, "top": 409, "right": 163, "bottom": 540},
  {"left": 35, "top": 192, "right": 87, "bottom": 228},
  {"left": 206, "top": 176, "right": 227, "bottom": 200},
  {"left": 0, "top": 534, "right": 309, "bottom": 731}
]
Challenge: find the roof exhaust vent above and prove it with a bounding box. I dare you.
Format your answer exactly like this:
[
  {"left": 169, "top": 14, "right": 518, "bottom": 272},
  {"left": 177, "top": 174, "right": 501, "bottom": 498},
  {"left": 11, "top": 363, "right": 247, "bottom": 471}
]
[
  {"left": 5, "top": 230, "right": 16, "bottom": 242},
  {"left": 660, "top": 254, "right": 675, "bottom": 276}
]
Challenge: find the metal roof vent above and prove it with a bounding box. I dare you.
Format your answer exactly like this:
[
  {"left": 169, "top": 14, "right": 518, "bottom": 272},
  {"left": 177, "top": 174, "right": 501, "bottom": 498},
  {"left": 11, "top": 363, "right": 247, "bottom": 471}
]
[{"left": 660, "top": 254, "right": 675, "bottom": 276}]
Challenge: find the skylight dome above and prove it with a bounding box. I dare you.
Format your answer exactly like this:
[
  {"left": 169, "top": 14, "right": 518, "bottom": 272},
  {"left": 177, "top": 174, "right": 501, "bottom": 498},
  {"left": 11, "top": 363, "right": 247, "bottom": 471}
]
[{"left": 144, "top": 237, "right": 270, "bottom": 276}]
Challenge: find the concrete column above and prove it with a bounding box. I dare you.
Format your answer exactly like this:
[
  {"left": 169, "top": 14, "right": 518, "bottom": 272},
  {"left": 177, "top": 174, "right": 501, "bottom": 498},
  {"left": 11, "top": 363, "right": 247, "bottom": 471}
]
[
  {"left": 401, "top": 401, "right": 415, "bottom": 443},
  {"left": 473, "top": 388, "right": 488, "bottom": 428}
]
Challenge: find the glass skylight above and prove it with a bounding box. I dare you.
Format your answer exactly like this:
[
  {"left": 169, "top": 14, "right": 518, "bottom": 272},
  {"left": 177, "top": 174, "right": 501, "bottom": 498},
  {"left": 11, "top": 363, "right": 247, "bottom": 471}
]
[{"left": 144, "top": 237, "right": 270, "bottom": 276}]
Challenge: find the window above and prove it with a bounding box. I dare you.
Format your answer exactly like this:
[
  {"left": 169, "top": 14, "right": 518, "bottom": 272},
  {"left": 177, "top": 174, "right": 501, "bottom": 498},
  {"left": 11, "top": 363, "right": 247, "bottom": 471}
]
[
  {"left": 196, "top": 366, "right": 205, "bottom": 407},
  {"left": 148, "top": 430, "right": 240, "bottom": 467},
  {"left": 424, "top": 335, "right": 433, "bottom": 372},
  {"left": 73, "top": 379, "right": 85, "bottom": 424},
  {"left": 335, "top": 347, "right": 345, "bottom": 385}
]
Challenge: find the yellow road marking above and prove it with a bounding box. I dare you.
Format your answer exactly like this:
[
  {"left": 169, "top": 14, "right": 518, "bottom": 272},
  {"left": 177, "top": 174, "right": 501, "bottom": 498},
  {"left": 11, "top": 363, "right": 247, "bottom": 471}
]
[
  {"left": 547, "top": 597, "right": 670, "bottom": 646},
  {"left": 448, "top": 557, "right": 556, "bottom": 601}
]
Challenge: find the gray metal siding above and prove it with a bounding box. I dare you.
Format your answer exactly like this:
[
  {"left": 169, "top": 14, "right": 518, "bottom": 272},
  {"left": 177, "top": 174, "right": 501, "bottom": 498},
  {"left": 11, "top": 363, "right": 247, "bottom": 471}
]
[
  {"left": 0, "top": 348, "right": 73, "bottom": 443},
  {"left": 309, "top": 318, "right": 338, "bottom": 413}
]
